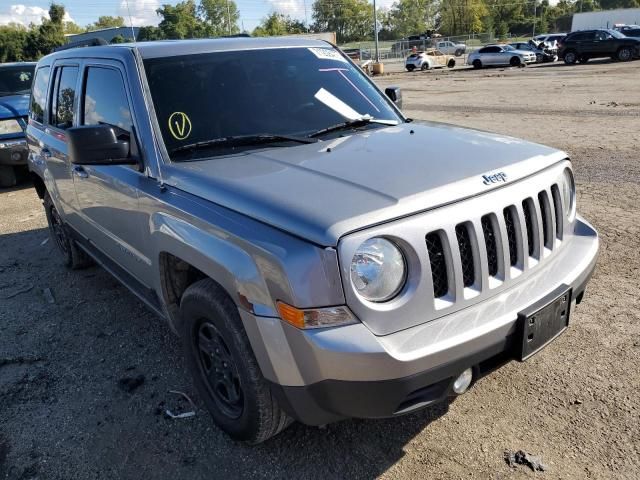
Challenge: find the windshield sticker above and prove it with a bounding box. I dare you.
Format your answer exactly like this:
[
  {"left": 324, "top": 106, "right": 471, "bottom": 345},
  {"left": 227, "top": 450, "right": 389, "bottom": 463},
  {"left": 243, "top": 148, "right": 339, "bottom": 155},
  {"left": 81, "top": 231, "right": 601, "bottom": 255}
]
[
  {"left": 168, "top": 112, "right": 192, "bottom": 140},
  {"left": 314, "top": 88, "right": 361, "bottom": 120},
  {"left": 308, "top": 47, "right": 348, "bottom": 63}
]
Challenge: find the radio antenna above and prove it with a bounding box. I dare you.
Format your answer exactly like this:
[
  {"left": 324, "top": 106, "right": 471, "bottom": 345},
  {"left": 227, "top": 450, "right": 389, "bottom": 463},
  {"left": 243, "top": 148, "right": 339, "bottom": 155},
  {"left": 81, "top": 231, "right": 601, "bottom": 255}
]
[{"left": 124, "top": 0, "right": 137, "bottom": 43}]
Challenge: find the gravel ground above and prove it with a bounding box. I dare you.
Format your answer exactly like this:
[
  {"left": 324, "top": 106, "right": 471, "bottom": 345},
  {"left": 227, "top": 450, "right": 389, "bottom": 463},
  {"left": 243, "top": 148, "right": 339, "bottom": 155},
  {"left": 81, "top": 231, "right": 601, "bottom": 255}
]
[{"left": 1, "top": 59, "right": 639, "bottom": 480}]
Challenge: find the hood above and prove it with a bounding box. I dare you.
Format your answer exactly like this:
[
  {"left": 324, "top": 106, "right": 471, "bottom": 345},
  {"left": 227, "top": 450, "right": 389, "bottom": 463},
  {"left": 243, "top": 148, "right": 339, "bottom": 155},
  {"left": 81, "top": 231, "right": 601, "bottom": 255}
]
[
  {"left": 0, "top": 94, "right": 29, "bottom": 120},
  {"left": 163, "top": 121, "right": 566, "bottom": 246}
]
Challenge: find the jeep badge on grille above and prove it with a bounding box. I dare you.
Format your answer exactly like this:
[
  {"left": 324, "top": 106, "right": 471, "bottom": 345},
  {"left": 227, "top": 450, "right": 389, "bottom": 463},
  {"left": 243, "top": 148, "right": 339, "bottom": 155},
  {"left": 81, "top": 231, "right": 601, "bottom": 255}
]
[{"left": 482, "top": 172, "right": 507, "bottom": 185}]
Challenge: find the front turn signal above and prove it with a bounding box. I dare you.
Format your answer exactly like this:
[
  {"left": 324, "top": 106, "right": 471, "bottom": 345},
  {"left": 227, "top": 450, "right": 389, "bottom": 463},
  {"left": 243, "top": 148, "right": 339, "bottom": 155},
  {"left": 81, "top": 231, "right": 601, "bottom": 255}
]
[{"left": 276, "top": 302, "right": 358, "bottom": 329}]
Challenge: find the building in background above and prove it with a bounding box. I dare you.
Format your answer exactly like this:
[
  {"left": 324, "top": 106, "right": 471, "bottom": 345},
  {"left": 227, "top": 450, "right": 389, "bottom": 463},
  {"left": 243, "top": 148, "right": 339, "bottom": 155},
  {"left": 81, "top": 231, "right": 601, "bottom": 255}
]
[
  {"left": 65, "top": 26, "right": 140, "bottom": 44},
  {"left": 571, "top": 8, "right": 640, "bottom": 31}
]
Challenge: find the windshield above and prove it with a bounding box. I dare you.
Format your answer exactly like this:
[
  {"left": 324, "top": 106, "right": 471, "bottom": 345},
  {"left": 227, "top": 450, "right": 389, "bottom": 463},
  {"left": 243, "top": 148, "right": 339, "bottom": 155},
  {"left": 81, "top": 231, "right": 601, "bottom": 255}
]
[
  {"left": 0, "top": 65, "right": 35, "bottom": 96},
  {"left": 143, "top": 47, "right": 402, "bottom": 161},
  {"left": 607, "top": 29, "right": 626, "bottom": 39}
]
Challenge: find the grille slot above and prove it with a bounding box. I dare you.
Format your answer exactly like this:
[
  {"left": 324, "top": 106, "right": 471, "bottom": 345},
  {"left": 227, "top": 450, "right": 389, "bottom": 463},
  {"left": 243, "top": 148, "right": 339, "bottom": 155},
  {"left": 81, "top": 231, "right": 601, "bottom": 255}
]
[
  {"left": 503, "top": 207, "right": 518, "bottom": 267},
  {"left": 538, "top": 191, "right": 553, "bottom": 249},
  {"left": 426, "top": 232, "right": 449, "bottom": 298},
  {"left": 551, "top": 184, "right": 563, "bottom": 240},
  {"left": 522, "top": 198, "right": 536, "bottom": 257},
  {"left": 481, "top": 214, "right": 499, "bottom": 277},
  {"left": 455, "top": 223, "right": 475, "bottom": 288}
]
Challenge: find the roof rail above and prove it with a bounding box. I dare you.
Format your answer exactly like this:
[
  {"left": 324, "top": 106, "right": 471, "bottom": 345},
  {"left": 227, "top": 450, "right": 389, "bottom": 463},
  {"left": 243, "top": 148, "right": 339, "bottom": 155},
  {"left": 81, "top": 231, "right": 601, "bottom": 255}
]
[{"left": 54, "top": 37, "right": 109, "bottom": 52}]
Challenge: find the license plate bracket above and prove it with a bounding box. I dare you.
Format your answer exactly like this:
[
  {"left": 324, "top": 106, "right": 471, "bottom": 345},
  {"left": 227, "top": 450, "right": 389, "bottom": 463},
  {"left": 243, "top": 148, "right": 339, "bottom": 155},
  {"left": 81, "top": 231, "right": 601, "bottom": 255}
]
[{"left": 516, "top": 286, "right": 571, "bottom": 361}]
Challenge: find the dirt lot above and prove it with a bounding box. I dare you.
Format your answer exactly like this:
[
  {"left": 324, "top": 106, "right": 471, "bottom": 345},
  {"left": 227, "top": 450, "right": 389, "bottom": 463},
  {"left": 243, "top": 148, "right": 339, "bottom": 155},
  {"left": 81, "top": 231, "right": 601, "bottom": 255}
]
[{"left": 1, "top": 59, "right": 639, "bottom": 480}]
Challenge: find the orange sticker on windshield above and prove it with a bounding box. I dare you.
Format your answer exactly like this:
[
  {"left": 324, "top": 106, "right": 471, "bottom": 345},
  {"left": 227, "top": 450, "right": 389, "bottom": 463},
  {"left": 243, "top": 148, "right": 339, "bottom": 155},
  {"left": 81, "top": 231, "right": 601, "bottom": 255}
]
[{"left": 168, "top": 112, "right": 192, "bottom": 140}]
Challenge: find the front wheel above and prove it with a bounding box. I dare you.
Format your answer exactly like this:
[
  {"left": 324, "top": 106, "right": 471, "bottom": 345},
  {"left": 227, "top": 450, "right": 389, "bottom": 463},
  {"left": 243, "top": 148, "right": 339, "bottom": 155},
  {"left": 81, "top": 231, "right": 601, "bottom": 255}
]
[
  {"left": 448, "top": 59, "right": 456, "bottom": 68},
  {"left": 617, "top": 46, "right": 633, "bottom": 62},
  {"left": 406, "top": 65, "right": 415, "bottom": 72},
  {"left": 510, "top": 56, "right": 521, "bottom": 67},
  {"left": 180, "top": 278, "right": 292, "bottom": 444},
  {"left": 421, "top": 62, "right": 430, "bottom": 71},
  {"left": 472, "top": 59, "right": 482, "bottom": 69}
]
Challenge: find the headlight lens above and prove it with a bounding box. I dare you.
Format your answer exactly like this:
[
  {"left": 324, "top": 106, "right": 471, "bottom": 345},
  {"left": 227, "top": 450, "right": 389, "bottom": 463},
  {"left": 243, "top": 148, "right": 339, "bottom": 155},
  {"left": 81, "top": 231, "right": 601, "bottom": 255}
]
[
  {"left": 350, "top": 237, "right": 406, "bottom": 302},
  {"left": 561, "top": 168, "right": 576, "bottom": 221},
  {"left": 0, "top": 119, "right": 23, "bottom": 135}
]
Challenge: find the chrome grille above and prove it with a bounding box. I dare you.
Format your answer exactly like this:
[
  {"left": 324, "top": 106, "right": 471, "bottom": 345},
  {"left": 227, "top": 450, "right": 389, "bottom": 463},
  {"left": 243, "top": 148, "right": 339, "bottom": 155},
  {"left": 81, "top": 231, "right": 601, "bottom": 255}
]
[{"left": 426, "top": 183, "right": 562, "bottom": 300}]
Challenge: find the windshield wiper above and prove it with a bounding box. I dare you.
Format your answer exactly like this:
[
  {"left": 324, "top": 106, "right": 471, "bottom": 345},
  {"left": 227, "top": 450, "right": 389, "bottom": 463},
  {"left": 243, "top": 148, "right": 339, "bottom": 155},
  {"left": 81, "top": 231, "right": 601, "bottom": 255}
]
[
  {"left": 308, "top": 116, "right": 399, "bottom": 138},
  {"left": 171, "top": 133, "right": 318, "bottom": 155}
]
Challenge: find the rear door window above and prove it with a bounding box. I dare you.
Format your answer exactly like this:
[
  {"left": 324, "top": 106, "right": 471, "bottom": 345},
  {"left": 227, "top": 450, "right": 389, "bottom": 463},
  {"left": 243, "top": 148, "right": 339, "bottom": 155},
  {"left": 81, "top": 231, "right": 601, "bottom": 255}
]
[
  {"left": 50, "top": 66, "right": 79, "bottom": 130},
  {"left": 29, "top": 66, "right": 50, "bottom": 125}
]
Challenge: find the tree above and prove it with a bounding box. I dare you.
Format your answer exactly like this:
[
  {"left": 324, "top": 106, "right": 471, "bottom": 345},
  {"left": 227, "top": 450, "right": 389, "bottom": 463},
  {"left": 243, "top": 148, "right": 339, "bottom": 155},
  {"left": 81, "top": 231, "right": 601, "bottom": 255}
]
[
  {"left": 0, "top": 24, "right": 29, "bottom": 62},
  {"left": 137, "top": 26, "right": 165, "bottom": 41},
  {"left": 252, "top": 13, "right": 307, "bottom": 36},
  {"left": 64, "top": 21, "right": 84, "bottom": 34},
  {"left": 88, "top": 16, "right": 125, "bottom": 31},
  {"left": 312, "top": 0, "right": 373, "bottom": 43},
  {"left": 439, "top": 0, "right": 488, "bottom": 35},
  {"left": 199, "top": 0, "right": 241, "bottom": 36},
  {"left": 388, "top": 0, "right": 438, "bottom": 38},
  {"left": 157, "top": 0, "right": 207, "bottom": 39},
  {"left": 24, "top": 3, "right": 67, "bottom": 59}
]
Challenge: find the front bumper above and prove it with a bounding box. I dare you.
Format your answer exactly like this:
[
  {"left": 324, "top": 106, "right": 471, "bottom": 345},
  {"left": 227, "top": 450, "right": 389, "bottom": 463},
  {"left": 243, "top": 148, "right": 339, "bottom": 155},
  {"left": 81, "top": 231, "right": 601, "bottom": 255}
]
[
  {"left": 0, "top": 137, "right": 28, "bottom": 166},
  {"left": 240, "top": 216, "right": 598, "bottom": 425}
]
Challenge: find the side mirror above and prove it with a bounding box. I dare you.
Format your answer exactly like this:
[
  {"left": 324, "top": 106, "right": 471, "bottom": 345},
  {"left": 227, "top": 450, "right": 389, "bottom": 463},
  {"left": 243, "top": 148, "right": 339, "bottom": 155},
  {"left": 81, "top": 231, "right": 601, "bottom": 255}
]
[
  {"left": 67, "top": 124, "right": 135, "bottom": 166},
  {"left": 385, "top": 86, "right": 403, "bottom": 110}
]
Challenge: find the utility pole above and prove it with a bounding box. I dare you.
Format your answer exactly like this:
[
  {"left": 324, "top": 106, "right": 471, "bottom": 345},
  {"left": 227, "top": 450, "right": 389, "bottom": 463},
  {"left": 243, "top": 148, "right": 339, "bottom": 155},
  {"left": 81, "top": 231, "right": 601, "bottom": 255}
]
[
  {"left": 373, "top": 0, "right": 379, "bottom": 63},
  {"left": 226, "top": 0, "right": 231, "bottom": 35},
  {"left": 532, "top": 0, "right": 536, "bottom": 38}
]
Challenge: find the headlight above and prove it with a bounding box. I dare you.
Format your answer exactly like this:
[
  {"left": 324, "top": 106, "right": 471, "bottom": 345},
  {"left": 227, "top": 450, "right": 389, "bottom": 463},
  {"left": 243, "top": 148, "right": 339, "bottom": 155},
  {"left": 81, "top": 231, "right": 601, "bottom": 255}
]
[
  {"left": 0, "top": 119, "right": 23, "bottom": 135},
  {"left": 350, "top": 237, "right": 406, "bottom": 302},
  {"left": 561, "top": 168, "right": 576, "bottom": 221}
]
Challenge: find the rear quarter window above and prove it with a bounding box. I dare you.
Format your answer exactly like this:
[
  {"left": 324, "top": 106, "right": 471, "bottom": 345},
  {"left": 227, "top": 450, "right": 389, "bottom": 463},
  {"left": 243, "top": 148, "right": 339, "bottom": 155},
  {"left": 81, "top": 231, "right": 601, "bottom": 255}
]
[{"left": 30, "top": 66, "right": 50, "bottom": 124}]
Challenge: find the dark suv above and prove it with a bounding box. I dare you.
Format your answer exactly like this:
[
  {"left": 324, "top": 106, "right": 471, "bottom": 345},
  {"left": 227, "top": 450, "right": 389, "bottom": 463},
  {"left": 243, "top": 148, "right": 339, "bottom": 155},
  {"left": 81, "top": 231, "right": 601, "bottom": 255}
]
[{"left": 559, "top": 29, "right": 640, "bottom": 64}]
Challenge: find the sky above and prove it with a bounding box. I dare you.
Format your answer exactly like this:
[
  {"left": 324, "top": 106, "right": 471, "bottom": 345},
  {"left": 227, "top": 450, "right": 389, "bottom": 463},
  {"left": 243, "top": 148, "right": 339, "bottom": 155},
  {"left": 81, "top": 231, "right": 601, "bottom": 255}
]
[{"left": 0, "top": 0, "right": 397, "bottom": 33}]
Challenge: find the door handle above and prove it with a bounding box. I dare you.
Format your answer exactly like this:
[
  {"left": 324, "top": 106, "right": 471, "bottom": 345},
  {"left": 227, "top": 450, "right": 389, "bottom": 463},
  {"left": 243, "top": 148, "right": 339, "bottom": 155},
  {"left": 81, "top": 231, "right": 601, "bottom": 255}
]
[
  {"left": 41, "top": 148, "right": 52, "bottom": 159},
  {"left": 72, "top": 166, "right": 89, "bottom": 179}
]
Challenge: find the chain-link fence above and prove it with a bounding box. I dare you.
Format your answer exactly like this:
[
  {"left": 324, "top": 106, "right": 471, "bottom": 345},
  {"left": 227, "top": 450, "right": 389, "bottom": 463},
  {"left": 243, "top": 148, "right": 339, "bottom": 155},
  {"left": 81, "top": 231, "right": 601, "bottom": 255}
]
[{"left": 341, "top": 32, "right": 536, "bottom": 61}]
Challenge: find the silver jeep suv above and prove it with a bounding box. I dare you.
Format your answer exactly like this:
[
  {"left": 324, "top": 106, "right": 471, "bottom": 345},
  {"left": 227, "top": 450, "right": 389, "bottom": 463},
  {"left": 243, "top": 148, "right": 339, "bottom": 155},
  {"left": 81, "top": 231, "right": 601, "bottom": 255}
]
[{"left": 27, "top": 38, "right": 598, "bottom": 444}]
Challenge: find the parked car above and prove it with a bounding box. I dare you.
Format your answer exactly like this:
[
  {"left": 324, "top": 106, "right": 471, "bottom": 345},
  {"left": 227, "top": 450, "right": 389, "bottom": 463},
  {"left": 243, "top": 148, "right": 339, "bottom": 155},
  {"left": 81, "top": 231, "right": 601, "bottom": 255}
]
[
  {"left": 406, "top": 49, "right": 456, "bottom": 71},
  {"left": 28, "top": 37, "right": 598, "bottom": 444},
  {"left": 509, "top": 41, "right": 557, "bottom": 63},
  {"left": 0, "top": 62, "right": 36, "bottom": 187},
  {"left": 558, "top": 29, "right": 640, "bottom": 64},
  {"left": 467, "top": 44, "right": 536, "bottom": 68},
  {"left": 436, "top": 40, "right": 466, "bottom": 56},
  {"left": 533, "top": 33, "right": 567, "bottom": 50},
  {"left": 615, "top": 25, "right": 640, "bottom": 37}
]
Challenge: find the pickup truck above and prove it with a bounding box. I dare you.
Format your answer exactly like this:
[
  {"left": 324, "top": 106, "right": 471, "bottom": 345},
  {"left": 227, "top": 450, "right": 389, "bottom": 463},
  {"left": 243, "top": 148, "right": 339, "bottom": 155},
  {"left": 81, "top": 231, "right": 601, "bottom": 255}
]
[
  {"left": 0, "top": 62, "right": 35, "bottom": 187},
  {"left": 27, "top": 38, "right": 599, "bottom": 444}
]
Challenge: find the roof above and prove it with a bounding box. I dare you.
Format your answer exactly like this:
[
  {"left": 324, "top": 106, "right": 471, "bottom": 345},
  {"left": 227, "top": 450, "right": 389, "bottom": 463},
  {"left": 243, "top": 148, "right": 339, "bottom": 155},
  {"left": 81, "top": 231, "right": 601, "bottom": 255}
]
[
  {"left": 0, "top": 62, "right": 37, "bottom": 68},
  {"left": 39, "top": 37, "right": 332, "bottom": 63}
]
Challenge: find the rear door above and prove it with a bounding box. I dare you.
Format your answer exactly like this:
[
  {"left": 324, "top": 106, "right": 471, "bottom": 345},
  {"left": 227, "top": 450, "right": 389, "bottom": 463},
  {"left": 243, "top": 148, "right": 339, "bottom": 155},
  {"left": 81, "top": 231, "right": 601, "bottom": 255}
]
[
  {"left": 41, "top": 62, "right": 81, "bottom": 223},
  {"left": 26, "top": 65, "right": 51, "bottom": 185},
  {"left": 71, "top": 60, "right": 153, "bottom": 287}
]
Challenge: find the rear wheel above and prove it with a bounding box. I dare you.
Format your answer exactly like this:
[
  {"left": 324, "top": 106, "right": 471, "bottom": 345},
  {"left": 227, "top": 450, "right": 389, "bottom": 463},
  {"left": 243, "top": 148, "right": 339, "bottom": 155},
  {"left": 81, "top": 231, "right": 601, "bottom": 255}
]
[
  {"left": 420, "top": 62, "right": 430, "bottom": 71},
  {"left": 510, "top": 56, "right": 521, "bottom": 67},
  {"left": 617, "top": 46, "right": 633, "bottom": 62},
  {"left": 406, "top": 65, "right": 415, "bottom": 72},
  {"left": 0, "top": 165, "right": 17, "bottom": 188},
  {"left": 43, "top": 192, "right": 93, "bottom": 269},
  {"left": 472, "top": 59, "right": 482, "bottom": 69},
  {"left": 563, "top": 50, "right": 577, "bottom": 64},
  {"left": 180, "top": 278, "right": 292, "bottom": 444},
  {"left": 447, "top": 59, "right": 456, "bottom": 68},
  {"left": 455, "top": 49, "right": 463, "bottom": 56}
]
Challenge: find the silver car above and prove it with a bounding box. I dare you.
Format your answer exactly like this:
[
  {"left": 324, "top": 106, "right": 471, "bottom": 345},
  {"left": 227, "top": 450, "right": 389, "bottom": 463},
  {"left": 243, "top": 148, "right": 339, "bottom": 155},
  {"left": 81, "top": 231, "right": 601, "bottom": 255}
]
[
  {"left": 468, "top": 44, "right": 537, "bottom": 68},
  {"left": 28, "top": 38, "right": 598, "bottom": 444}
]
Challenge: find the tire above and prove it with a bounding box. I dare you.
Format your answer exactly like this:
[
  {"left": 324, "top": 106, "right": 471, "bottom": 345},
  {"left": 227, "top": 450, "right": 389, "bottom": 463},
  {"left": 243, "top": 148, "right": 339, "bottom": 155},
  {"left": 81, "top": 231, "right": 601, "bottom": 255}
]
[
  {"left": 617, "top": 46, "right": 633, "bottom": 62},
  {"left": 447, "top": 59, "right": 455, "bottom": 68},
  {"left": 43, "top": 192, "right": 93, "bottom": 269},
  {"left": 406, "top": 65, "right": 415, "bottom": 72},
  {"left": 510, "top": 56, "right": 521, "bottom": 67},
  {"left": 563, "top": 50, "right": 577, "bottom": 64},
  {"left": 472, "top": 59, "right": 482, "bottom": 69},
  {"left": 421, "top": 62, "right": 430, "bottom": 71},
  {"left": 0, "top": 165, "right": 17, "bottom": 188},
  {"left": 578, "top": 55, "right": 589, "bottom": 63},
  {"left": 180, "top": 278, "right": 292, "bottom": 444},
  {"left": 455, "top": 49, "right": 463, "bottom": 56}
]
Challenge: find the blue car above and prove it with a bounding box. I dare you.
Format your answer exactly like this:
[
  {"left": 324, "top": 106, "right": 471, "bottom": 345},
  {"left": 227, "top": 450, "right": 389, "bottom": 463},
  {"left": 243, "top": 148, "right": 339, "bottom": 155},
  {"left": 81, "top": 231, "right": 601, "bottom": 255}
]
[{"left": 0, "top": 62, "right": 36, "bottom": 187}]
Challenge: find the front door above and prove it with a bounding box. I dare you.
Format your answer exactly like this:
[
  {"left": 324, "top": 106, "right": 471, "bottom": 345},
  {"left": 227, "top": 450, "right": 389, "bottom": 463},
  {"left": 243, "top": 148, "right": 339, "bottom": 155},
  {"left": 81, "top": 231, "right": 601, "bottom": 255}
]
[{"left": 71, "top": 61, "right": 152, "bottom": 287}]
